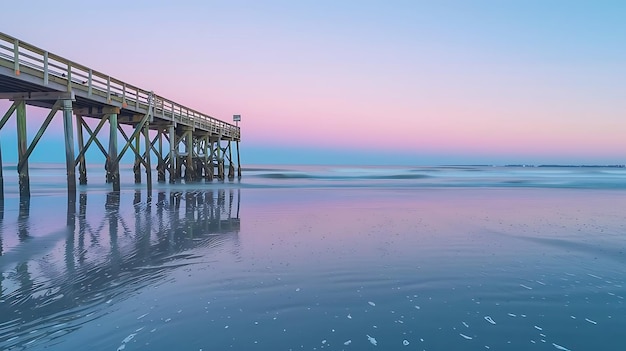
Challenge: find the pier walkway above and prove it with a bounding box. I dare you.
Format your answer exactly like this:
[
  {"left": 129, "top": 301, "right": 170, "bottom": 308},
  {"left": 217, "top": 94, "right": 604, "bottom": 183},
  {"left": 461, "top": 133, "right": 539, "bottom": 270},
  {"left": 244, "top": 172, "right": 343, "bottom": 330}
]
[{"left": 0, "top": 31, "right": 241, "bottom": 198}]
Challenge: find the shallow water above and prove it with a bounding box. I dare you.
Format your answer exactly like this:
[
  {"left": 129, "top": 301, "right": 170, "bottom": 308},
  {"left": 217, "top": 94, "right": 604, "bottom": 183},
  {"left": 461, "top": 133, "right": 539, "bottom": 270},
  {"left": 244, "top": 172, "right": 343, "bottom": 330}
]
[{"left": 1, "top": 165, "right": 625, "bottom": 350}]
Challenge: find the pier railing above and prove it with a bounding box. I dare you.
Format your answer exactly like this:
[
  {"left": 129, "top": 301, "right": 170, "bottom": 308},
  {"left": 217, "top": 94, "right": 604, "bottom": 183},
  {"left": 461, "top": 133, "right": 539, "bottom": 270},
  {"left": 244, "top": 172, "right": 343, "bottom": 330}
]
[{"left": 0, "top": 32, "right": 239, "bottom": 140}]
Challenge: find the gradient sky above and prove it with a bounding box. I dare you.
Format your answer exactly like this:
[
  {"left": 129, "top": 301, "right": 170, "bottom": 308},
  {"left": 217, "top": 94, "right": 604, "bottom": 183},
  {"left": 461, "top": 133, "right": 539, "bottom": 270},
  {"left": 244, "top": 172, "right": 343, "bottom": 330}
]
[{"left": 1, "top": 0, "right": 625, "bottom": 165}]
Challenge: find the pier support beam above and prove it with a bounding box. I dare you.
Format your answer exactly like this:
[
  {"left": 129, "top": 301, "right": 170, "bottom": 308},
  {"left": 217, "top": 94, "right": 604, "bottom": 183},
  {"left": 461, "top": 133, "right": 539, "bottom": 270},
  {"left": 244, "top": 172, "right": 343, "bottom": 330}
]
[
  {"left": 236, "top": 140, "right": 241, "bottom": 178},
  {"left": 184, "top": 130, "right": 194, "bottom": 181},
  {"left": 157, "top": 128, "right": 166, "bottom": 183},
  {"left": 227, "top": 140, "right": 235, "bottom": 180},
  {"left": 76, "top": 115, "right": 87, "bottom": 185},
  {"left": 0, "top": 102, "right": 17, "bottom": 198},
  {"left": 207, "top": 137, "right": 214, "bottom": 181},
  {"left": 143, "top": 122, "right": 152, "bottom": 193},
  {"left": 62, "top": 99, "right": 76, "bottom": 194},
  {"left": 107, "top": 113, "right": 120, "bottom": 191},
  {"left": 16, "top": 100, "right": 29, "bottom": 198},
  {"left": 202, "top": 135, "right": 212, "bottom": 181},
  {"left": 0, "top": 135, "right": 3, "bottom": 198},
  {"left": 216, "top": 138, "right": 224, "bottom": 180},
  {"left": 168, "top": 125, "right": 176, "bottom": 183},
  {"left": 133, "top": 131, "right": 141, "bottom": 183}
]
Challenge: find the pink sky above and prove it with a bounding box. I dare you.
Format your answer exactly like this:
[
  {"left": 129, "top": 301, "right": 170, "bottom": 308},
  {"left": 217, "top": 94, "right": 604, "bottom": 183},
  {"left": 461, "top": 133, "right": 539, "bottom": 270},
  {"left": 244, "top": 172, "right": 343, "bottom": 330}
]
[{"left": 1, "top": 1, "right": 624, "bottom": 165}]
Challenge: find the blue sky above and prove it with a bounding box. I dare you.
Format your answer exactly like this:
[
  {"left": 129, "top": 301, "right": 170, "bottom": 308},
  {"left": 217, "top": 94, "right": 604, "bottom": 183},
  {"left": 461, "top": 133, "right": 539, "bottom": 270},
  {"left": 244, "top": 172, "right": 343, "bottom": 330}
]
[{"left": 1, "top": 0, "right": 625, "bottom": 165}]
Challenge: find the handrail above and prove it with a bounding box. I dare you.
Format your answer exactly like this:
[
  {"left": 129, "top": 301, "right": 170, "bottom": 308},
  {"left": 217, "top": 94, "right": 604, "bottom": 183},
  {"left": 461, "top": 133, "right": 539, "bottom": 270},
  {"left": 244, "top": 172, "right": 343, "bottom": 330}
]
[{"left": 0, "top": 31, "right": 240, "bottom": 140}]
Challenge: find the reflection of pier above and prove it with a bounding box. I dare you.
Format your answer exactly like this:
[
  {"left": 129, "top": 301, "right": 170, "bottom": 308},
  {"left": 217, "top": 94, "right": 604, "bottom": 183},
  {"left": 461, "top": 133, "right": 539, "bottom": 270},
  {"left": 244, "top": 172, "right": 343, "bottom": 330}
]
[{"left": 0, "top": 189, "right": 240, "bottom": 349}]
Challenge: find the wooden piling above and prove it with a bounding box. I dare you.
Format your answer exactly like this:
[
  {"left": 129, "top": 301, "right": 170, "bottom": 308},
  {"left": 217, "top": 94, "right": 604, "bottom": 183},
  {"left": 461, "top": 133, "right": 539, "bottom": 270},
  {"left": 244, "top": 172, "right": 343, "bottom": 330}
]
[
  {"left": 62, "top": 99, "right": 76, "bottom": 194},
  {"left": 76, "top": 115, "right": 87, "bottom": 185},
  {"left": 185, "top": 130, "right": 194, "bottom": 181},
  {"left": 157, "top": 128, "right": 165, "bottom": 182},
  {"left": 207, "top": 138, "right": 214, "bottom": 181},
  {"left": 168, "top": 125, "right": 176, "bottom": 183},
  {"left": 16, "top": 100, "right": 29, "bottom": 198},
  {"left": 236, "top": 140, "right": 241, "bottom": 178},
  {"left": 107, "top": 113, "right": 120, "bottom": 191},
  {"left": 0, "top": 103, "right": 17, "bottom": 198},
  {"left": 216, "top": 138, "right": 224, "bottom": 180},
  {"left": 133, "top": 130, "right": 141, "bottom": 183},
  {"left": 143, "top": 123, "right": 152, "bottom": 193},
  {"left": 0, "top": 137, "right": 3, "bottom": 198},
  {"left": 228, "top": 140, "right": 234, "bottom": 180}
]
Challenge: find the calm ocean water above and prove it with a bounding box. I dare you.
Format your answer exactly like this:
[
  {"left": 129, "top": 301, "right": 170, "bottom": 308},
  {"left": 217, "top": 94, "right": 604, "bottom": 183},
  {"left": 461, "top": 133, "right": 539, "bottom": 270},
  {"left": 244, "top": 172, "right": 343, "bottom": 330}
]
[{"left": 1, "top": 164, "right": 625, "bottom": 350}]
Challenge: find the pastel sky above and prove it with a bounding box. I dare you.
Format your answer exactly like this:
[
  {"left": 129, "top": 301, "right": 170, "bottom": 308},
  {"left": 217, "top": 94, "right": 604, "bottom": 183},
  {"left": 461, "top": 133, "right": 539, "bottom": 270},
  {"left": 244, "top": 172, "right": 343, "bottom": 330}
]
[{"left": 1, "top": 0, "right": 625, "bottom": 165}]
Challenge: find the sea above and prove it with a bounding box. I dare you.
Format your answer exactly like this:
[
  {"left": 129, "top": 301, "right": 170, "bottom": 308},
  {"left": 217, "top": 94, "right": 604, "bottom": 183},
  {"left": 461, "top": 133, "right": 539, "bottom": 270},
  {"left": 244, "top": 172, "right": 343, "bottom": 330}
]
[{"left": 0, "top": 164, "right": 625, "bottom": 351}]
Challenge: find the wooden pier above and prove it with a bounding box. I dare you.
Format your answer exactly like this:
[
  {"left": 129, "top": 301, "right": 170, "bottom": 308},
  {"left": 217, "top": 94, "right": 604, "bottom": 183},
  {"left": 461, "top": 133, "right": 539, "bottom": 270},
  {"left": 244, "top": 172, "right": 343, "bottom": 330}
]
[{"left": 0, "top": 32, "right": 241, "bottom": 198}]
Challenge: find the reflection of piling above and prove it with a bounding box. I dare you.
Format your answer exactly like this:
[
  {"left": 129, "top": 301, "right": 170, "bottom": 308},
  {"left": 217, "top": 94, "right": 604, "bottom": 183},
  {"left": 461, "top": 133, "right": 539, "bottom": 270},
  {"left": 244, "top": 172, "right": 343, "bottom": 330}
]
[
  {"left": 106, "top": 192, "right": 121, "bottom": 272},
  {"left": 66, "top": 192, "right": 76, "bottom": 275},
  {"left": 17, "top": 197, "right": 29, "bottom": 241},
  {"left": 78, "top": 193, "right": 87, "bottom": 264}
]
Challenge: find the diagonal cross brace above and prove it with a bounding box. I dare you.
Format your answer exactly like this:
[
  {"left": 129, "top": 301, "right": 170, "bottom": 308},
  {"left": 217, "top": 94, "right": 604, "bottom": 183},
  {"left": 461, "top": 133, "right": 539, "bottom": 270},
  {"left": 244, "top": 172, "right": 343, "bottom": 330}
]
[
  {"left": 0, "top": 101, "right": 18, "bottom": 130},
  {"left": 17, "top": 101, "right": 61, "bottom": 172},
  {"left": 74, "top": 115, "right": 109, "bottom": 163},
  {"left": 115, "top": 92, "right": 154, "bottom": 164},
  {"left": 117, "top": 125, "right": 149, "bottom": 169}
]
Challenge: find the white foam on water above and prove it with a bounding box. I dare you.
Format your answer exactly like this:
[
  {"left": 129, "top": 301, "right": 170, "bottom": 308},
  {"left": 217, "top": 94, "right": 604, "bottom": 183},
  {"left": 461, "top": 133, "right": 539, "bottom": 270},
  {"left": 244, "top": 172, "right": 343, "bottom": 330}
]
[
  {"left": 552, "top": 342, "right": 571, "bottom": 350},
  {"left": 366, "top": 334, "right": 377, "bottom": 346},
  {"left": 534, "top": 326, "right": 543, "bottom": 331},
  {"left": 587, "top": 273, "right": 602, "bottom": 279},
  {"left": 414, "top": 305, "right": 420, "bottom": 309},
  {"left": 462, "top": 321, "right": 469, "bottom": 328},
  {"left": 137, "top": 313, "right": 148, "bottom": 320},
  {"left": 460, "top": 333, "right": 473, "bottom": 340},
  {"left": 116, "top": 332, "right": 137, "bottom": 351},
  {"left": 484, "top": 316, "right": 496, "bottom": 325},
  {"left": 536, "top": 281, "right": 546, "bottom": 285},
  {"left": 585, "top": 318, "right": 597, "bottom": 325},
  {"left": 520, "top": 284, "right": 533, "bottom": 290},
  {"left": 295, "top": 288, "right": 300, "bottom": 292},
  {"left": 368, "top": 301, "right": 376, "bottom": 306},
  {"left": 507, "top": 313, "right": 517, "bottom": 317},
  {"left": 403, "top": 339, "right": 409, "bottom": 346},
  {"left": 344, "top": 340, "right": 352, "bottom": 345},
  {"left": 347, "top": 314, "right": 352, "bottom": 319}
]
